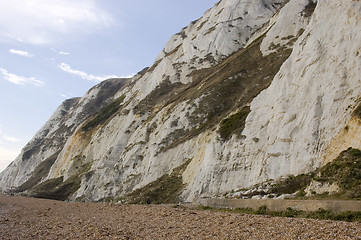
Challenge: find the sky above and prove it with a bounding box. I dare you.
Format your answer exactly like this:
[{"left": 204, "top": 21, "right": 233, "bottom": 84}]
[{"left": 0, "top": 0, "right": 219, "bottom": 172}]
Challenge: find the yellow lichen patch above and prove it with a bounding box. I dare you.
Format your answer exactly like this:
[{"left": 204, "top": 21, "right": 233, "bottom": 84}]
[
  {"left": 323, "top": 117, "right": 361, "bottom": 164},
  {"left": 153, "top": 105, "right": 160, "bottom": 114},
  {"left": 182, "top": 133, "right": 215, "bottom": 184},
  {"left": 52, "top": 128, "right": 95, "bottom": 178}
]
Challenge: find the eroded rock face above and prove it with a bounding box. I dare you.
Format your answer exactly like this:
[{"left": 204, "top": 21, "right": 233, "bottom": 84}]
[
  {"left": 242, "top": 0, "right": 361, "bottom": 179},
  {"left": 1, "top": 0, "right": 360, "bottom": 203},
  {"left": 0, "top": 78, "right": 130, "bottom": 192}
]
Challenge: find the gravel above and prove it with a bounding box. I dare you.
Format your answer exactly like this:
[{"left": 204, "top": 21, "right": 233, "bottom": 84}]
[{"left": 0, "top": 193, "right": 360, "bottom": 239}]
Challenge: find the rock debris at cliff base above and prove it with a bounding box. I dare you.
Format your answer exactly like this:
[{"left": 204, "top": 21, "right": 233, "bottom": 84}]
[{"left": 0, "top": 194, "right": 360, "bottom": 240}]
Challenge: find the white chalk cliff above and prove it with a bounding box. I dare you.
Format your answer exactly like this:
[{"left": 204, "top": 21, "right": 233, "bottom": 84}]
[{"left": 1, "top": 0, "right": 360, "bottom": 203}]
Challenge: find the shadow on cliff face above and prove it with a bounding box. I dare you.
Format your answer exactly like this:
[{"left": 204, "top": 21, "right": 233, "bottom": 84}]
[
  {"left": 29, "top": 176, "right": 79, "bottom": 201},
  {"left": 15, "top": 151, "right": 61, "bottom": 193},
  {"left": 301, "top": 0, "right": 317, "bottom": 18}
]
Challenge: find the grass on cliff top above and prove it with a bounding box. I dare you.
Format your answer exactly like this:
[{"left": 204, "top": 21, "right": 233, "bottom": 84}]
[
  {"left": 82, "top": 95, "right": 125, "bottom": 131},
  {"left": 269, "top": 148, "right": 361, "bottom": 200},
  {"left": 196, "top": 205, "right": 361, "bottom": 222}
]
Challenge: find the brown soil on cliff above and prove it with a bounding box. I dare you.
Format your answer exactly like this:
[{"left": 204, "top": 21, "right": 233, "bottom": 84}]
[{"left": 0, "top": 194, "right": 360, "bottom": 240}]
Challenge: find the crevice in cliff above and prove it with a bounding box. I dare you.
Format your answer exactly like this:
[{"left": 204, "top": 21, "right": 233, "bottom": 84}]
[{"left": 352, "top": 102, "right": 361, "bottom": 119}]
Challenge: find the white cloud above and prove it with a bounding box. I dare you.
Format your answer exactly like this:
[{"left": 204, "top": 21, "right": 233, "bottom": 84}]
[
  {"left": 0, "top": 0, "right": 114, "bottom": 45},
  {"left": 59, "top": 63, "right": 131, "bottom": 82},
  {"left": 0, "top": 126, "right": 22, "bottom": 171},
  {"left": 2, "top": 136, "right": 21, "bottom": 143},
  {"left": 9, "top": 49, "right": 34, "bottom": 57},
  {"left": 0, "top": 147, "right": 20, "bottom": 172},
  {"left": 61, "top": 94, "right": 68, "bottom": 98},
  {"left": 59, "top": 51, "right": 70, "bottom": 55},
  {"left": 0, "top": 68, "right": 44, "bottom": 87},
  {"left": 51, "top": 48, "right": 70, "bottom": 55},
  {"left": 0, "top": 126, "right": 22, "bottom": 144}
]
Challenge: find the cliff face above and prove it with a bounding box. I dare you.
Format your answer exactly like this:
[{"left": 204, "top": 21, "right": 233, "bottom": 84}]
[
  {"left": 0, "top": 79, "right": 130, "bottom": 192},
  {"left": 1, "top": 0, "right": 360, "bottom": 203}
]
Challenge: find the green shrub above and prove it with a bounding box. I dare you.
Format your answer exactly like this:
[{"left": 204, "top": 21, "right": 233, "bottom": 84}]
[
  {"left": 31, "top": 175, "right": 81, "bottom": 201},
  {"left": 296, "top": 189, "right": 306, "bottom": 198},
  {"left": 30, "top": 160, "right": 92, "bottom": 201},
  {"left": 281, "top": 208, "right": 302, "bottom": 218},
  {"left": 219, "top": 106, "right": 250, "bottom": 140},
  {"left": 198, "top": 205, "right": 213, "bottom": 211},
  {"left": 197, "top": 205, "right": 361, "bottom": 222},
  {"left": 317, "top": 147, "right": 361, "bottom": 199},
  {"left": 126, "top": 160, "right": 191, "bottom": 204},
  {"left": 270, "top": 173, "right": 314, "bottom": 195},
  {"left": 268, "top": 148, "right": 361, "bottom": 200},
  {"left": 256, "top": 205, "right": 268, "bottom": 215}
]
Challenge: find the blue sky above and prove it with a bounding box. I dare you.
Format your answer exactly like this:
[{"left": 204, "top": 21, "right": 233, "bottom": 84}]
[{"left": 0, "top": 0, "right": 219, "bottom": 171}]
